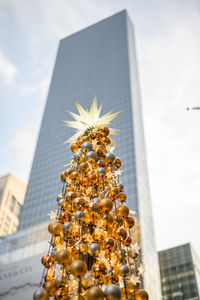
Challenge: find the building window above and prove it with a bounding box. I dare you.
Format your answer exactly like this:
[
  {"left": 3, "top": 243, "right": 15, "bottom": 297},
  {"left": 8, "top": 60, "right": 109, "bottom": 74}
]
[
  {"left": 14, "top": 202, "right": 22, "bottom": 217},
  {"left": 9, "top": 196, "right": 16, "bottom": 212}
]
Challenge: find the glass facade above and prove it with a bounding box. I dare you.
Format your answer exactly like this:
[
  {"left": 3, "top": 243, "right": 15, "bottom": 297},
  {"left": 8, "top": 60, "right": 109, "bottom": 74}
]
[
  {"left": 159, "top": 243, "right": 200, "bottom": 299},
  {"left": 0, "top": 10, "right": 161, "bottom": 298}
]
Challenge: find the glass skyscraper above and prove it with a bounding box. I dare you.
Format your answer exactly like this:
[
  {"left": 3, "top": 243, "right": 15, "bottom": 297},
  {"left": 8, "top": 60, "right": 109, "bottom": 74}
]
[
  {"left": 159, "top": 243, "right": 200, "bottom": 299},
  {"left": 0, "top": 10, "right": 161, "bottom": 298}
]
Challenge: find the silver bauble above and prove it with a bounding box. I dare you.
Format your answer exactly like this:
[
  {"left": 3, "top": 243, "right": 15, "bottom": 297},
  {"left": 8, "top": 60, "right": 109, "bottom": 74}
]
[
  {"left": 118, "top": 265, "right": 130, "bottom": 277},
  {"left": 86, "top": 151, "right": 97, "bottom": 162},
  {"left": 81, "top": 142, "right": 93, "bottom": 152},
  {"left": 88, "top": 243, "right": 100, "bottom": 256},
  {"left": 105, "top": 152, "right": 115, "bottom": 163},
  {"left": 74, "top": 151, "right": 83, "bottom": 163},
  {"left": 105, "top": 284, "right": 122, "bottom": 300},
  {"left": 75, "top": 211, "right": 85, "bottom": 222},
  {"left": 33, "top": 288, "right": 49, "bottom": 300},
  {"left": 63, "top": 221, "right": 72, "bottom": 233}
]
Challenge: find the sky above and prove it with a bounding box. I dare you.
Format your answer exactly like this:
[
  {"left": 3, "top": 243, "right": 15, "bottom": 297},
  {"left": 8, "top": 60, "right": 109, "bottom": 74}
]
[{"left": 0, "top": 0, "right": 200, "bottom": 255}]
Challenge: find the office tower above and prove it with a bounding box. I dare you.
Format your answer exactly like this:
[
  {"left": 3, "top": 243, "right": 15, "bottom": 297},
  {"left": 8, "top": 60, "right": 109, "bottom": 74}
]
[
  {"left": 0, "top": 10, "right": 161, "bottom": 299},
  {"left": 0, "top": 174, "right": 26, "bottom": 236},
  {"left": 159, "top": 243, "right": 200, "bottom": 299}
]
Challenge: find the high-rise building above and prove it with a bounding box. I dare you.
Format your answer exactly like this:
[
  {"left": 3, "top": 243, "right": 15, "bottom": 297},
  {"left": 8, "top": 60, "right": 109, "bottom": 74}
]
[
  {"left": 159, "top": 243, "right": 200, "bottom": 299},
  {"left": 0, "top": 174, "right": 26, "bottom": 237},
  {"left": 0, "top": 10, "right": 161, "bottom": 299}
]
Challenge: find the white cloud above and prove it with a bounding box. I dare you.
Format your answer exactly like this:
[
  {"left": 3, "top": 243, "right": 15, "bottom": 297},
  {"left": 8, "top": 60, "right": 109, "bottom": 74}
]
[{"left": 0, "top": 51, "right": 16, "bottom": 84}]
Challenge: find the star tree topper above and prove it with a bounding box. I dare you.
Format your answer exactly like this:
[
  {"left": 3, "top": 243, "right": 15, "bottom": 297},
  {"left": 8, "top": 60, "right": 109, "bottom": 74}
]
[{"left": 63, "top": 97, "right": 121, "bottom": 145}]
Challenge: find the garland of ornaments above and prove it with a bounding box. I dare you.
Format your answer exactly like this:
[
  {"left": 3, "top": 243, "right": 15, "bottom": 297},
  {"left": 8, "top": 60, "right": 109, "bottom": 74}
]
[{"left": 33, "top": 125, "right": 149, "bottom": 300}]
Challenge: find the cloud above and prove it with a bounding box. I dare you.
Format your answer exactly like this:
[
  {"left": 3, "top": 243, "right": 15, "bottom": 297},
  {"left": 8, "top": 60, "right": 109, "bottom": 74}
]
[{"left": 0, "top": 51, "right": 16, "bottom": 84}]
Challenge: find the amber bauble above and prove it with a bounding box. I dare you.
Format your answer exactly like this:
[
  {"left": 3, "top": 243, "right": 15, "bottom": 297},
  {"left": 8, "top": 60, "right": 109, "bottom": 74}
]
[
  {"left": 117, "top": 205, "right": 129, "bottom": 217},
  {"left": 101, "top": 126, "right": 110, "bottom": 136},
  {"left": 135, "top": 289, "right": 149, "bottom": 300},
  {"left": 41, "top": 255, "right": 55, "bottom": 268},
  {"left": 70, "top": 143, "right": 79, "bottom": 153},
  {"left": 128, "top": 250, "right": 138, "bottom": 259},
  {"left": 100, "top": 198, "right": 113, "bottom": 212},
  {"left": 117, "top": 228, "right": 128, "bottom": 240},
  {"left": 104, "top": 237, "right": 115, "bottom": 250},
  {"left": 109, "top": 187, "right": 119, "bottom": 196},
  {"left": 123, "top": 236, "right": 132, "bottom": 247},
  {"left": 71, "top": 260, "right": 87, "bottom": 277},
  {"left": 33, "top": 288, "right": 49, "bottom": 300},
  {"left": 45, "top": 281, "right": 58, "bottom": 296},
  {"left": 59, "top": 211, "right": 71, "bottom": 224},
  {"left": 115, "top": 215, "right": 124, "bottom": 227},
  {"left": 86, "top": 286, "right": 104, "bottom": 300},
  {"left": 60, "top": 172, "right": 66, "bottom": 183},
  {"left": 96, "top": 145, "right": 106, "bottom": 157},
  {"left": 81, "top": 272, "right": 95, "bottom": 289},
  {"left": 100, "top": 136, "right": 111, "bottom": 145},
  {"left": 113, "top": 158, "right": 122, "bottom": 169},
  {"left": 66, "top": 191, "right": 77, "bottom": 201},
  {"left": 90, "top": 202, "right": 99, "bottom": 213},
  {"left": 56, "top": 249, "right": 72, "bottom": 265},
  {"left": 92, "top": 262, "right": 107, "bottom": 277},
  {"left": 117, "top": 183, "right": 124, "bottom": 192},
  {"left": 104, "top": 284, "right": 122, "bottom": 300},
  {"left": 48, "top": 222, "right": 63, "bottom": 236},
  {"left": 125, "top": 216, "right": 135, "bottom": 228}
]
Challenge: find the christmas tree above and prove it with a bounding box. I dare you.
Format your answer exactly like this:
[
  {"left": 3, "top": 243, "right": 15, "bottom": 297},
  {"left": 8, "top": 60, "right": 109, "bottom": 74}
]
[{"left": 33, "top": 98, "right": 149, "bottom": 300}]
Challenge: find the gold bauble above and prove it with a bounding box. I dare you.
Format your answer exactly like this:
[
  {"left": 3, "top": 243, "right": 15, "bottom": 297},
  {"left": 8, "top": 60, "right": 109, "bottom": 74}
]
[
  {"left": 117, "top": 183, "right": 124, "bottom": 192},
  {"left": 98, "top": 159, "right": 106, "bottom": 168},
  {"left": 128, "top": 250, "right": 138, "bottom": 259},
  {"left": 73, "top": 197, "right": 86, "bottom": 210},
  {"left": 33, "top": 288, "right": 49, "bottom": 300},
  {"left": 71, "top": 260, "right": 87, "bottom": 277},
  {"left": 117, "top": 205, "right": 129, "bottom": 217},
  {"left": 86, "top": 286, "right": 104, "bottom": 300},
  {"left": 45, "top": 281, "right": 58, "bottom": 296},
  {"left": 100, "top": 198, "right": 113, "bottom": 212},
  {"left": 125, "top": 279, "right": 135, "bottom": 295},
  {"left": 70, "top": 171, "right": 80, "bottom": 181},
  {"left": 135, "top": 290, "right": 149, "bottom": 300},
  {"left": 41, "top": 255, "right": 55, "bottom": 268},
  {"left": 102, "top": 214, "right": 114, "bottom": 228},
  {"left": 96, "top": 145, "right": 106, "bottom": 157},
  {"left": 109, "top": 187, "right": 119, "bottom": 196},
  {"left": 81, "top": 272, "right": 95, "bottom": 289},
  {"left": 48, "top": 222, "right": 63, "bottom": 236},
  {"left": 56, "top": 249, "right": 71, "bottom": 265},
  {"left": 78, "top": 162, "right": 89, "bottom": 173},
  {"left": 79, "top": 242, "right": 88, "bottom": 254}
]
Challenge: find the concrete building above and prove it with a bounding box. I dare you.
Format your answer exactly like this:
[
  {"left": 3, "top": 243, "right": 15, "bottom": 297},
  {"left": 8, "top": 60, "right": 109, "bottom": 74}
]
[
  {"left": 0, "top": 174, "right": 26, "bottom": 237},
  {"left": 159, "top": 243, "right": 200, "bottom": 300},
  {"left": 0, "top": 10, "right": 161, "bottom": 299}
]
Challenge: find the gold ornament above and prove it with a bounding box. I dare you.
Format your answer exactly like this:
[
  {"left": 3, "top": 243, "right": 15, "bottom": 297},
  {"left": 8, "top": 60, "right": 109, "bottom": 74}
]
[
  {"left": 86, "top": 286, "right": 104, "bottom": 300},
  {"left": 135, "top": 289, "right": 149, "bottom": 300},
  {"left": 71, "top": 260, "right": 87, "bottom": 277},
  {"left": 56, "top": 249, "right": 72, "bottom": 265}
]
